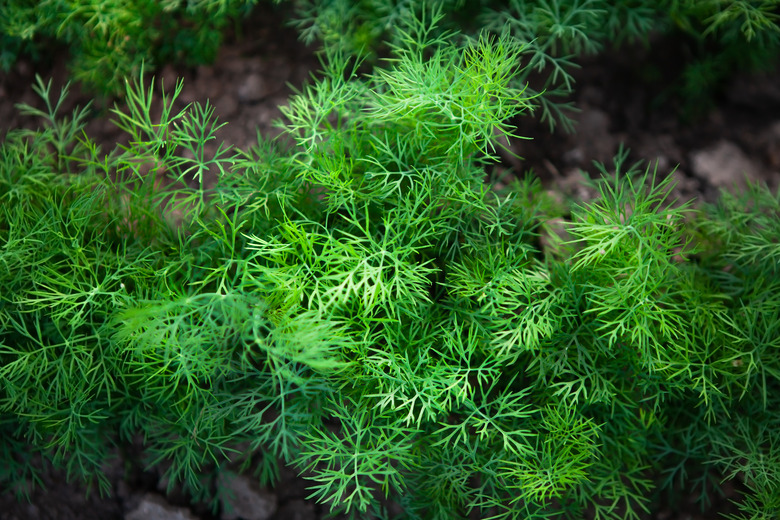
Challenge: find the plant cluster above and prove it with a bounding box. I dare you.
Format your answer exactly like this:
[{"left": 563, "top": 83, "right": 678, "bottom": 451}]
[
  {"left": 2, "top": 5, "right": 780, "bottom": 520},
  {"left": 291, "top": 0, "right": 780, "bottom": 124},
  {"left": 0, "top": 0, "right": 260, "bottom": 94},
  {"left": 3, "top": 0, "right": 779, "bottom": 111}
]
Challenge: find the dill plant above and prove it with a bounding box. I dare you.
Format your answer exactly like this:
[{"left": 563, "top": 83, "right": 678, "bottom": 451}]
[
  {"left": 3, "top": 0, "right": 776, "bottom": 110},
  {"left": 289, "top": 0, "right": 780, "bottom": 127},
  {"left": 0, "top": 0, "right": 261, "bottom": 94},
  {"left": 1, "top": 7, "right": 780, "bottom": 520}
]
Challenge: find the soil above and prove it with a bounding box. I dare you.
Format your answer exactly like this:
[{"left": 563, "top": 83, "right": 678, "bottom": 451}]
[{"left": 1, "top": 2, "right": 778, "bottom": 519}]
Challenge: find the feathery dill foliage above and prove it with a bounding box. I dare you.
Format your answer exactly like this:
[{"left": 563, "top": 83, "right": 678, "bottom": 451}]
[
  {"left": 2, "top": 9, "right": 780, "bottom": 520},
  {"left": 289, "top": 0, "right": 780, "bottom": 128},
  {"left": 0, "top": 0, "right": 260, "bottom": 94},
  {"left": 2, "top": 0, "right": 777, "bottom": 107}
]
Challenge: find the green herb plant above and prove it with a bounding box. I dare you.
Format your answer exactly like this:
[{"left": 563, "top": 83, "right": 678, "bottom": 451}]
[
  {"left": 289, "top": 0, "right": 780, "bottom": 127},
  {"left": 2, "top": 8, "right": 780, "bottom": 520},
  {"left": 3, "top": 0, "right": 777, "bottom": 116},
  {"left": 0, "top": 0, "right": 261, "bottom": 95}
]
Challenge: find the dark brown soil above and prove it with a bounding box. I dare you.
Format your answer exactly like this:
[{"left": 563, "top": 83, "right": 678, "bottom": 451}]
[{"left": 1, "top": 2, "right": 778, "bottom": 519}]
